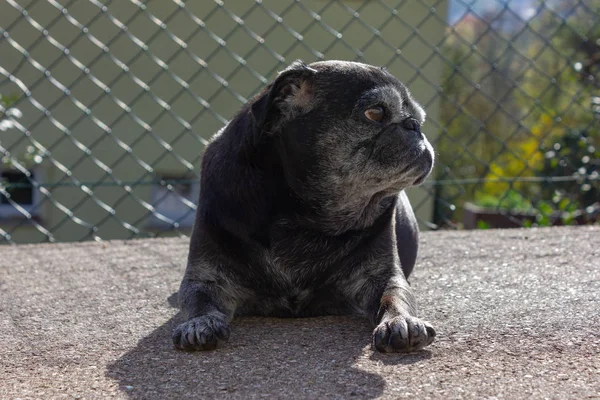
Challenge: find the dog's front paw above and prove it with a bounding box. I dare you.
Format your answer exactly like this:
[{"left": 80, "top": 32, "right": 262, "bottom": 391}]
[
  {"left": 172, "top": 313, "right": 231, "bottom": 351},
  {"left": 373, "top": 316, "right": 435, "bottom": 353}
]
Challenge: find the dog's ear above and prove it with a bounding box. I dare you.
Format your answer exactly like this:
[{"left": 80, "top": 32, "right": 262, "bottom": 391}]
[
  {"left": 251, "top": 60, "right": 317, "bottom": 133},
  {"left": 197, "top": 61, "right": 317, "bottom": 247}
]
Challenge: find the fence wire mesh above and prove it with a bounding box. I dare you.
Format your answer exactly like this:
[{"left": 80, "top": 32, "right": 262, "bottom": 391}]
[{"left": 0, "top": 0, "right": 598, "bottom": 244}]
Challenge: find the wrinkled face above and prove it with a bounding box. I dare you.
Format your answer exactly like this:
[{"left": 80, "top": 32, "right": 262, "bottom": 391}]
[{"left": 266, "top": 60, "right": 434, "bottom": 203}]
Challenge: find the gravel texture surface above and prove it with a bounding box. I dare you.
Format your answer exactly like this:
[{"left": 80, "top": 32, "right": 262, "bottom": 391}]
[{"left": 1, "top": 226, "right": 599, "bottom": 399}]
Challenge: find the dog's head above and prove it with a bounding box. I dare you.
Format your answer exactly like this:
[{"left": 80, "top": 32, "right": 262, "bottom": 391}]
[
  {"left": 201, "top": 60, "right": 434, "bottom": 238},
  {"left": 251, "top": 60, "right": 434, "bottom": 204}
]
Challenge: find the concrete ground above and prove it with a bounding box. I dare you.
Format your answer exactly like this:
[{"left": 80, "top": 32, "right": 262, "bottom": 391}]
[{"left": 1, "top": 226, "right": 599, "bottom": 399}]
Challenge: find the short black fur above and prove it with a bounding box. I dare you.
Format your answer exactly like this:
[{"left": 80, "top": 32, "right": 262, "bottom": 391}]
[{"left": 173, "top": 60, "right": 436, "bottom": 353}]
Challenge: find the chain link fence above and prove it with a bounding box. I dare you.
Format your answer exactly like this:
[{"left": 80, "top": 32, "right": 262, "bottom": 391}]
[{"left": 0, "top": 0, "right": 599, "bottom": 244}]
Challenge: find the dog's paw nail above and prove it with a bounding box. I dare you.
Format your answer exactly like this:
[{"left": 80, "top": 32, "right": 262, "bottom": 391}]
[
  {"left": 373, "top": 316, "right": 435, "bottom": 353},
  {"left": 426, "top": 325, "right": 436, "bottom": 339},
  {"left": 172, "top": 314, "right": 230, "bottom": 351}
]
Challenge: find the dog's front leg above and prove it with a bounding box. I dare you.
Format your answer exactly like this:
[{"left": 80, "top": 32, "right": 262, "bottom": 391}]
[
  {"left": 172, "top": 277, "right": 236, "bottom": 351},
  {"left": 368, "top": 274, "right": 436, "bottom": 353}
]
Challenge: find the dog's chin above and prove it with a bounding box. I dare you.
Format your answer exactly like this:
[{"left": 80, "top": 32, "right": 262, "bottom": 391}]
[
  {"left": 411, "top": 169, "right": 431, "bottom": 186},
  {"left": 387, "top": 141, "right": 434, "bottom": 189},
  {"left": 409, "top": 149, "right": 434, "bottom": 186}
]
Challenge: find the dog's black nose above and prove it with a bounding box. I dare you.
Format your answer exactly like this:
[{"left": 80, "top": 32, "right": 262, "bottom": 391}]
[{"left": 402, "top": 118, "right": 421, "bottom": 133}]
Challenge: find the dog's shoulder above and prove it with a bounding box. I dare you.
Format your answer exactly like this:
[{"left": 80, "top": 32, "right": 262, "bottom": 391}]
[{"left": 194, "top": 109, "right": 281, "bottom": 247}]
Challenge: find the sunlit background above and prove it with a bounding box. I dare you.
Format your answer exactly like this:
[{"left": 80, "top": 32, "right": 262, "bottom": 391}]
[{"left": 1, "top": 0, "right": 598, "bottom": 243}]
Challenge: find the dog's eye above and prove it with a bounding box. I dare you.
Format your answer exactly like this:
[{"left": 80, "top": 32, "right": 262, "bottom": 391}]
[{"left": 364, "top": 107, "right": 385, "bottom": 122}]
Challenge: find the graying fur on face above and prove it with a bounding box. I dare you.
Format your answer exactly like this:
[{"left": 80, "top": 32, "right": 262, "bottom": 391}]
[{"left": 299, "top": 83, "right": 433, "bottom": 235}]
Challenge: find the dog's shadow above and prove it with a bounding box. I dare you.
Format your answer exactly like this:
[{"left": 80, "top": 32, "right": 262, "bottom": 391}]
[{"left": 106, "top": 293, "right": 427, "bottom": 399}]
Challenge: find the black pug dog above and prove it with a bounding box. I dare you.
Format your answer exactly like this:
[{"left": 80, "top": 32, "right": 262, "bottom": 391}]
[{"left": 173, "top": 60, "right": 436, "bottom": 353}]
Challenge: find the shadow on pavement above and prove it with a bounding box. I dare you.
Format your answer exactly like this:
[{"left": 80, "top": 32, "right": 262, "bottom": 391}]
[
  {"left": 369, "top": 349, "right": 432, "bottom": 365},
  {"left": 107, "top": 293, "right": 433, "bottom": 399}
]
